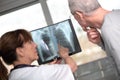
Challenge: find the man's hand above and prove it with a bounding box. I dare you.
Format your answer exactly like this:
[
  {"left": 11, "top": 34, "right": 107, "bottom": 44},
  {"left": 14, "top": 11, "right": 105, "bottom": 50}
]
[{"left": 86, "top": 27, "right": 101, "bottom": 44}]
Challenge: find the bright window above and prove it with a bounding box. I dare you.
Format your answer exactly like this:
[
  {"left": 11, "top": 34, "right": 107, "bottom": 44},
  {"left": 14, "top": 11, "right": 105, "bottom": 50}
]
[
  {"left": 47, "top": 0, "right": 71, "bottom": 23},
  {"left": 0, "top": 3, "right": 47, "bottom": 37}
]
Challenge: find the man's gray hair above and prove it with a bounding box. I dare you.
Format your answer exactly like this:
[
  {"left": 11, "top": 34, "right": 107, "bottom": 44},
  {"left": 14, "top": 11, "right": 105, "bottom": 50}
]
[{"left": 68, "top": 0, "right": 101, "bottom": 14}]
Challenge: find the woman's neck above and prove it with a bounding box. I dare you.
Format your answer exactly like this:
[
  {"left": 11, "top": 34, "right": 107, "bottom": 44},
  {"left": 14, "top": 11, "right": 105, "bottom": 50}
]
[{"left": 13, "top": 59, "right": 32, "bottom": 66}]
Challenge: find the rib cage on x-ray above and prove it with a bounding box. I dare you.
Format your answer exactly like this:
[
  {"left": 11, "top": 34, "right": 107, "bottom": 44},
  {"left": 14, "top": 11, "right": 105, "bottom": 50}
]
[
  {"left": 30, "top": 19, "right": 81, "bottom": 64},
  {"left": 40, "top": 33, "right": 54, "bottom": 61},
  {"left": 37, "top": 21, "right": 75, "bottom": 61},
  {"left": 53, "top": 27, "right": 74, "bottom": 52}
]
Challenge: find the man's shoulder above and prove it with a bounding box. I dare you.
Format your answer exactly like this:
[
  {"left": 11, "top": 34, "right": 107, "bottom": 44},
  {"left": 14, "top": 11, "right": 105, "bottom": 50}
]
[{"left": 110, "top": 9, "right": 120, "bottom": 14}]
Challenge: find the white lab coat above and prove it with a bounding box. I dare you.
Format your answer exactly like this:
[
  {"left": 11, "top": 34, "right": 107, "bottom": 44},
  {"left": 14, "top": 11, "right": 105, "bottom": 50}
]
[{"left": 9, "top": 64, "right": 75, "bottom": 80}]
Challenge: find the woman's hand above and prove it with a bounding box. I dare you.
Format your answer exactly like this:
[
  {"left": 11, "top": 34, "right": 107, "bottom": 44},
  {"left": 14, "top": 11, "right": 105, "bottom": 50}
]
[
  {"left": 49, "top": 59, "right": 62, "bottom": 64},
  {"left": 58, "top": 44, "right": 69, "bottom": 59}
]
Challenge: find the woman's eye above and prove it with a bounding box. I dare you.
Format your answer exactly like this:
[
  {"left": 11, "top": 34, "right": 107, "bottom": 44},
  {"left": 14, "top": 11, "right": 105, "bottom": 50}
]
[{"left": 28, "top": 40, "right": 32, "bottom": 43}]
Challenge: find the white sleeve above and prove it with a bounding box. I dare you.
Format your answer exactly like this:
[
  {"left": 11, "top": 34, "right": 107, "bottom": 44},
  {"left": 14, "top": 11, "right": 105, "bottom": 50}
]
[{"left": 38, "top": 64, "right": 75, "bottom": 80}]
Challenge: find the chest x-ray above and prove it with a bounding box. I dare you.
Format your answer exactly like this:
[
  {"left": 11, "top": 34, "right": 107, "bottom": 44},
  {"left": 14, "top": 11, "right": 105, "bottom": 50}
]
[{"left": 31, "top": 19, "right": 81, "bottom": 64}]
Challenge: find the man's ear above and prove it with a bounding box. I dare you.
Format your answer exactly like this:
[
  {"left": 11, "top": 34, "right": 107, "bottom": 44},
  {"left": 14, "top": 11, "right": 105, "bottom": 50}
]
[
  {"left": 16, "top": 47, "right": 24, "bottom": 57},
  {"left": 75, "top": 11, "right": 83, "bottom": 19}
]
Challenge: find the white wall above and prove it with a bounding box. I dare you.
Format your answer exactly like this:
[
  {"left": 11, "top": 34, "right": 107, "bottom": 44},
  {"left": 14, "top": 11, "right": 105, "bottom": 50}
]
[{"left": 98, "top": 0, "right": 120, "bottom": 10}]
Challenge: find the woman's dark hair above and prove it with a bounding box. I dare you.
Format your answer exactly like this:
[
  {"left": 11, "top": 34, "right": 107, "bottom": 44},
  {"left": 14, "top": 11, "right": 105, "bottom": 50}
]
[
  {"left": 0, "top": 59, "right": 8, "bottom": 80},
  {"left": 0, "top": 29, "right": 32, "bottom": 65}
]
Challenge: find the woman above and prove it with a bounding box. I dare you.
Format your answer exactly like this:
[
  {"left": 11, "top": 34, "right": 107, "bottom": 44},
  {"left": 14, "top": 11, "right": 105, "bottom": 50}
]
[{"left": 0, "top": 29, "right": 77, "bottom": 80}]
